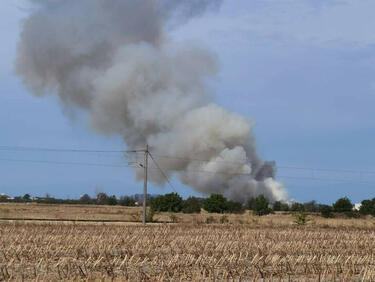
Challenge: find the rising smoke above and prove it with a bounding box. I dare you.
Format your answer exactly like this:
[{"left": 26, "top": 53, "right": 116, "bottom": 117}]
[{"left": 16, "top": 0, "right": 287, "bottom": 202}]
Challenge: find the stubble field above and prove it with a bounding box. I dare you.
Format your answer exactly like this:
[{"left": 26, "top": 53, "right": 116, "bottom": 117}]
[{"left": 1, "top": 204, "right": 375, "bottom": 281}]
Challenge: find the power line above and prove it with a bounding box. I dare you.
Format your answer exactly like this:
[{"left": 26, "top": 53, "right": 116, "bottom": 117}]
[
  {"left": 0, "top": 146, "right": 143, "bottom": 153},
  {"left": 0, "top": 158, "right": 137, "bottom": 168},
  {"left": 144, "top": 154, "right": 375, "bottom": 175},
  {"left": 149, "top": 152, "right": 178, "bottom": 193},
  {"left": 2, "top": 146, "right": 375, "bottom": 175},
  {"left": 0, "top": 157, "right": 374, "bottom": 185}
]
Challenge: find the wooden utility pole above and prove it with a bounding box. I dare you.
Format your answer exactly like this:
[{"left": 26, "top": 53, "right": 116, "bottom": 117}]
[{"left": 142, "top": 144, "right": 148, "bottom": 225}]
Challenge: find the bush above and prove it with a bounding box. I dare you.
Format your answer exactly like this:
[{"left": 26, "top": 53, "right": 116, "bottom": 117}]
[
  {"left": 333, "top": 197, "right": 353, "bottom": 212},
  {"left": 247, "top": 197, "right": 256, "bottom": 210},
  {"left": 146, "top": 209, "right": 155, "bottom": 223},
  {"left": 169, "top": 213, "right": 179, "bottom": 223},
  {"left": 118, "top": 196, "right": 136, "bottom": 206},
  {"left": 182, "top": 197, "right": 201, "bottom": 214},
  {"left": 294, "top": 213, "right": 308, "bottom": 225},
  {"left": 253, "top": 195, "right": 271, "bottom": 216},
  {"left": 319, "top": 205, "right": 333, "bottom": 218},
  {"left": 226, "top": 201, "right": 245, "bottom": 214},
  {"left": 220, "top": 215, "right": 229, "bottom": 224},
  {"left": 107, "top": 195, "right": 117, "bottom": 206},
  {"left": 290, "top": 202, "right": 305, "bottom": 212},
  {"left": 203, "top": 194, "right": 228, "bottom": 213},
  {"left": 304, "top": 200, "right": 319, "bottom": 212},
  {"left": 273, "top": 201, "right": 282, "bottom": 211},
  {"left": 345, "top": 211, "right": 360, "bottom": 218},
  {"left": 150, "top": 193, "right": 183, "bottom": 212},
  {"left": 280, "top": 202, "right": 290, "bottom": 211}
]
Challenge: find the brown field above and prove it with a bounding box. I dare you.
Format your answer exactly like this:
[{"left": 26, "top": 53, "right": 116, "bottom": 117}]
[{"left": 1, "top": 203, "right": 375, "bottom": 280}]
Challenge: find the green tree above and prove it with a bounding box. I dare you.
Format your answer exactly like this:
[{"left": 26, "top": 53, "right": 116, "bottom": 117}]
[
  {"left": 151, "top": 193, "right": 183, "bottom": 212},
  {"left": 79, "top": 194, "right": 91, "bottom": 204},
  {"left": 290, "top": 202, "right": 305, "bottom": 212},
  {"left": 107, "top": 195, "right": 117, "bottom": 206},
  {"left": 273, "top": 201, "right": 282, "bottom": 211},
  {"left": 96, "top": 192, "right": 108, "bottom": 205},
  {"left": 253, "top": 195, "right": 271, "bottom": 216},
  {"left": 280, "top": 202, "right": 290, "bottom": 211},
  {"left": 182, "top": 197, "right": 201, "bottom": 214},
  {"left": 118, "top": 196, "right": 136, "bottom": 206},
  {"left": 333, "top": 197, "right": 353, "bottom": 212},
  {"left": 203, "top": 194, "right": 228, "bottom": 213},
  {"left": 247, "top": 197, "right": 256, "bottom": 210},
  {"left": 319, "top": 205, "right": 333, "bottom": 218},
  {"left": 304, "top": 200, "right": 319, "bottom": 212},
  {"left": 23, "top": 194, "right": 31, "bottom": 202},
  {"left": 226, "top": 201, "right": 245, "bottom": 214},
  {"left": 359, "top": 200, "right": 373, "bottom": 215}
]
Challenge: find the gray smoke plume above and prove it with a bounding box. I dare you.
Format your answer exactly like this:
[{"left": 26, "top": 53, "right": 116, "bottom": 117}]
[{"left": 16, "top": 0, "right": 287, "bottom": 202}]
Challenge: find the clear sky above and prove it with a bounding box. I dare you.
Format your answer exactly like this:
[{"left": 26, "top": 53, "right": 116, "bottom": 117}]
[{"left": 1, "top": 0, "right": 374, "bottom": 204}]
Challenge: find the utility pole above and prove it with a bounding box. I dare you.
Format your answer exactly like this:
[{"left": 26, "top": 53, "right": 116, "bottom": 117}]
[{"left": 142, "top": 144, "right": 148, "bottom": 225}]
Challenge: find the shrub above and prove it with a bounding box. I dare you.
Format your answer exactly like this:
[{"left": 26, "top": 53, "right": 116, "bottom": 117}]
[
  {"left": 273, "top": 201, "right": 282, "bottom": 211},
  {"left": 182, "top": 197, "right": 201, "bottom": 214},
  {"left": 169, "top": 213, "right": 179, "bottom": 223},
  {"left": 319, "top": 205, "right": 333, "bottom": 218},
  {"left": 253, "top": 195, "right": 271, "bottom": 216},
  {"left": 345, "top": 211, "right": 360, "bottom": 218},
  {"left": 150, "top": 193, "right": 183, "bottom": 212},
  {"left": 247, "top": 197, "right": 256, "bottom": 210},
  {"left": 226, "top": 201, "right": 245, "bottom": 214},
  {"left": 118, "top": 196, "right": 136, "bottom": 207},
  {"left": 280, "top": 202, "right": 290, "bottom": 211},
  {"left": 294, "top": 213, "right": 308, "bottom": 225},
  {"left": 203, "top": 194, "right": 228, "bottom": 213},
  {"left": 146, "top": 209, "right": 155, "bottom": 223},
  {"left": 107, "top": 195, "right": 117, "bottom": 206},
  {"left": 220, "top": 215, "right": 229, "bottom": 224},
  {"left": 333, "top": 197, "right": 353, "bottom": 212},
  {"left": 290, "top": 202, "right": 305, "bottom": 212},
  {"left": 303, "top": 200, "right": 319, "bottom": 212}
]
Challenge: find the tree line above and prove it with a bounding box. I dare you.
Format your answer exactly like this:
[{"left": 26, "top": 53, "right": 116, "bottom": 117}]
[
  {"left": 0, "top": 193, "right": 146, "bottom": 206},
  {"left": 2, "top": 192, "right": 375, "bottom": 218}
]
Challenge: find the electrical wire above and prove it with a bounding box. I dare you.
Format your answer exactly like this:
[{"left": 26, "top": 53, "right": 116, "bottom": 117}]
[
  {"left": 0, "top": 158, "right": 137, "bottom": 168},
  {"left": 2, "top": 145, "right": 375, "bottom": 175},
  {"left": 0, "top": 157, "right": 374, "bottom": 185},
  {"left": 148, "top": 152, "right": 178, "bottom": 193},
  {"left": 0, "top": 145, "right": 144, "bottom": 153},
  {"left": 0, "top": 145, "right": 374, "bottom": 185}
]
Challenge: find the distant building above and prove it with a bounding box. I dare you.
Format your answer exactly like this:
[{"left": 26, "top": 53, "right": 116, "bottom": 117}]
[
  {"left": 0, "top": 193, "right": 10, "bottom": 201},
  {"left": 354, "top": 203, "right": 362, "bottom": 211}
]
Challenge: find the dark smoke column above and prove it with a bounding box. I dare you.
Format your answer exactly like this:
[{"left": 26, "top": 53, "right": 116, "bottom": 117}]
[{"left": 16, "top": 0, "right": 287, "bottom": 202}]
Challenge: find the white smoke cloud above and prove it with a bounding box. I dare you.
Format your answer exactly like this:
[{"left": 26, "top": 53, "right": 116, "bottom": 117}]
[{"left": 16, "top": 0, "right": 287, "bottom": 202}]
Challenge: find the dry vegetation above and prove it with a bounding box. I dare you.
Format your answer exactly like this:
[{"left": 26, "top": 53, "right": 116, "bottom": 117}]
[
  {"left": 2, "top": 204, "right": 375, "bottom": 280},
  {"left": 1, "top": 222, "right": 375, "bottom": 281}
]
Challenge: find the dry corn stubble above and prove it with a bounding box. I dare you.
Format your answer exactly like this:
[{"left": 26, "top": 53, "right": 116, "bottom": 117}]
[{"left": 1, "top": 222, "right": 375, "bottom": 281}]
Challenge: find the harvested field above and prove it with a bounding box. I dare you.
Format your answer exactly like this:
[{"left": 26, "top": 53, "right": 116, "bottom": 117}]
[
  {"left": 1, "top": 222, "right": 375, "bottom": 281},
  {"left": 2, "top": 203, "right": 375, "bottom": 229}
]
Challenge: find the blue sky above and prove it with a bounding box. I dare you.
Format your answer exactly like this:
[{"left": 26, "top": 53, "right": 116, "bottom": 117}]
[{"left": 1, "top": 0, "right": 374, "bottom": 203}]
